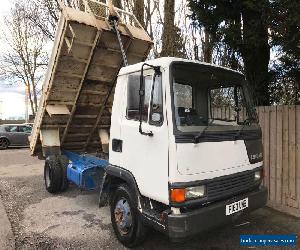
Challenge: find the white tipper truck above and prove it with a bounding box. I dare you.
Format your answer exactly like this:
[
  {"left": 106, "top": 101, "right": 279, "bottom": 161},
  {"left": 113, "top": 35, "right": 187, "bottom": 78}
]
[{"left": 30, "top": 0, "right": 267, "bottom": 247}]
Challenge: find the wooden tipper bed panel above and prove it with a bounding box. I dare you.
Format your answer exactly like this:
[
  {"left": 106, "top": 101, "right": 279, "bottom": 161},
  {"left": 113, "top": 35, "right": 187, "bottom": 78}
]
[{"left": 30, "top": 0, "right": 152, "bottom": 155}]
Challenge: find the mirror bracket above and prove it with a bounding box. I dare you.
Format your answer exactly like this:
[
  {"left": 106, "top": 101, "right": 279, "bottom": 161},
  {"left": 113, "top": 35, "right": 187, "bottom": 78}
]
[{"left": 138, "top": 63, "right": 161, "bottom": 136}]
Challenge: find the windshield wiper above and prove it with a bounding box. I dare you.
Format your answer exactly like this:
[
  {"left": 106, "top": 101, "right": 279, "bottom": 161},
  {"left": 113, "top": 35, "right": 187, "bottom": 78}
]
[
  {"left": 193, "top": 117, "right": 257, "bottom": 143},
  {"left": 234, "top": 117, "right": 256, "bottom": 140},
  {"left": 193, "top": 120, "right": 213, "bottom": 143}
]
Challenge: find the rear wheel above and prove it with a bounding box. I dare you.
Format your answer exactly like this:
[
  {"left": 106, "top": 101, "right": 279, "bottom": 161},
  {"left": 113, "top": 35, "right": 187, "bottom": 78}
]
[
  {"left": 0, "top": 138, "right": 9, "bottom": 150},
  {"left": 110, "top": 184, "right": 146, "bottom": 247},
  {"left": 44, "top": 156, "right": 63, "bottom": 193},
  {"left": 58, "top": 155, "right": 69, "bottom": 191}
]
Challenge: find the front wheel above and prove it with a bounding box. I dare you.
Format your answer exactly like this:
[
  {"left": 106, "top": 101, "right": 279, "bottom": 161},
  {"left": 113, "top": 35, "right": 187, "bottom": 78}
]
[{"left": 110, "top": 184, "right": 146, "bottom": 247}]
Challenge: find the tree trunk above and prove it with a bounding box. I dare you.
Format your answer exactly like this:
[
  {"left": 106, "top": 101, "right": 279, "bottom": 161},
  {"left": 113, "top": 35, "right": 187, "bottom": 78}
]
[
  {"left": 241, "top": 0, "right": 270, "bottom": 106},
  {"left": 161, "top": 0, "right": 175, "bottom": 57},
  {"left": 133, "top": 0, "right": 144, "bottom": 28},
  {"left": 31, "top": 81, "right": 38, "bottom": 113},
  {"left": 203, "top": 28, "right": 212, "bottom": 63},
  {"left": 26, "top": 82, "right": 35, "bottom": 116}
]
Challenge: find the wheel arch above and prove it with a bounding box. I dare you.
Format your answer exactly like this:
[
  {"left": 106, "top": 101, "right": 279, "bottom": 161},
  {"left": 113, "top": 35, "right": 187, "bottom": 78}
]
[
  {"left": 0, "top": 136, "right": 10, "bottom": 148},
  {"left": 106, "top": 165, "right": 141, "bottom": 197},
  {"left": 0, "top": 136, "right": 10, "bottom": 143}
]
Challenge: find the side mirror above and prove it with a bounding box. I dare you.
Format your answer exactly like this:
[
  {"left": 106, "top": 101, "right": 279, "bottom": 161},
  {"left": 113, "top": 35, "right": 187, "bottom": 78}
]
[{"left": 151, "top": 113, "right": 162, "bottom": 123}]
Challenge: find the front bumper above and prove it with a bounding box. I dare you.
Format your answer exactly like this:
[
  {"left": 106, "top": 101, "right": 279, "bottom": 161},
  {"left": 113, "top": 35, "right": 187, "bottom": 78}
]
[{"left": 168, "top": 186, "right": 268, "bottom": 240}]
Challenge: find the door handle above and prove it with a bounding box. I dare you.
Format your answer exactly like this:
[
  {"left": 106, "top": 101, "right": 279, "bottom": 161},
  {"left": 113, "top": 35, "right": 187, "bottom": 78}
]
[{"left": 112, "top": 139, "right": 122, "bottom": 152}]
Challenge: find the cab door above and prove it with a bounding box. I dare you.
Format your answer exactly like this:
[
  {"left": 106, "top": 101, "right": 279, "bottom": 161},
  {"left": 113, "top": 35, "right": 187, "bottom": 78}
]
[{"left": 120, "top": 69, "right": 169, "bottom": 204}]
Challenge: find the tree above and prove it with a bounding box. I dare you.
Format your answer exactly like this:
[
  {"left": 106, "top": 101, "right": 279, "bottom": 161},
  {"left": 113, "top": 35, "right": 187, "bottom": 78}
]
[
  {"left": 269, "top": 0, "right": 300, "bottom": 104},
  {"left": 0, "top": 1, "right": 48, "bottom": 115},
  {"left": 133, "top": 0, "right": 145, "bottom": 28},
  {"left": 27, "top": 0, "right": 60, "bottom": 41},
  {"left": 161, "top": 0, "right": 175, "bottom": 57},
  {"left": 161, "top": 0, "right": 185, "bottom": 57},
  {"left": 188, "top": 0, "right": 271, "bottom": 105},
  {"left": 26, "top": 0, "right": 79, "bottom": 41}
]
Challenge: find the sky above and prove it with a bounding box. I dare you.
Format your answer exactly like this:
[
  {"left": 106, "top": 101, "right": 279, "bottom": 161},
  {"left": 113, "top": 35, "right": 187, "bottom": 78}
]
[{"left": 0, "top": 0, "right": 25, "bottom": 120}]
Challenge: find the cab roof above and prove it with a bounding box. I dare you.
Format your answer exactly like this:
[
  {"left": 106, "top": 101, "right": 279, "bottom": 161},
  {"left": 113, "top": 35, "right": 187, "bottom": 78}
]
[{"left": 119, "top": 57, "right": 244, "bottom": 77}]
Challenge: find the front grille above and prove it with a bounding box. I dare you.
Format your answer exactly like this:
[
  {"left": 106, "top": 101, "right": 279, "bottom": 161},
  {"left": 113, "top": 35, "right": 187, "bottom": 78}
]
[{"left": 206, "top": 170, "right": 256, "bottom": 202}]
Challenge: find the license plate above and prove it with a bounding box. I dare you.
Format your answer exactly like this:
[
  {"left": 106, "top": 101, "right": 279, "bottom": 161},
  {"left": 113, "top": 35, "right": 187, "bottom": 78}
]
[{"left": 226, "top": 198, "right": 248, "bottom": 216}]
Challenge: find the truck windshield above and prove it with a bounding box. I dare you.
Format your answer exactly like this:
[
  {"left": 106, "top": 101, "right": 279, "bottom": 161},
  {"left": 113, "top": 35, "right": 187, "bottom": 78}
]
[{"left": 171, "top": 63, "right": 258, "bottom": 134}]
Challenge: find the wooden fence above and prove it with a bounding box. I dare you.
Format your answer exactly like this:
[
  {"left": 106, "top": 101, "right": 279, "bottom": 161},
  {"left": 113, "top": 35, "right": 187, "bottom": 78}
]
[
  {"left": 211, "top": 105, "right": 300, "bottom": 216},
  {"left": 257, "top": 105, "right": 300, "bottom": 217}
]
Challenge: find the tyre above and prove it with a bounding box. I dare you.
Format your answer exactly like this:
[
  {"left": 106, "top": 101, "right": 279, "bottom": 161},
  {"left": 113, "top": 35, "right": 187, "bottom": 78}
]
[
  {"left": 0, "top": 138, "right": 9, "bottom": 150},
  {"left": 58, "top": 155, "right": 69, "bottom": 191},
  {"left": 110, "top": 184, "right": 146, "bottom": 248},
  {"left": 44, "top": 156, "right": 62, "bottom": 193}
]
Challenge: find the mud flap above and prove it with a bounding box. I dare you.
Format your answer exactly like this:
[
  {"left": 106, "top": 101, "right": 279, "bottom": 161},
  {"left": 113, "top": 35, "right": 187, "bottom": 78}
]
[{"left": 98, "top": 172, "right": 110, "bottom": 207}]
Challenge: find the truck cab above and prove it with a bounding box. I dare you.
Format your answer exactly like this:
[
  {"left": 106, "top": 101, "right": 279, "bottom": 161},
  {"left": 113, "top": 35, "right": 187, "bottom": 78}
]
[{"left": 105, "top": 57, "right": 267, "bottom": 245}]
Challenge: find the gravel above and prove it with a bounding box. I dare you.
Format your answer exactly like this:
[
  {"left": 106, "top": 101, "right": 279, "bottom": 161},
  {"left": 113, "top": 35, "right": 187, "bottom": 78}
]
[
  {"left": 0, "top": 175, "right": 124, "bottom": 250},
  {"left": 0, "top": 148, "right": 299, "bottom": 250}
]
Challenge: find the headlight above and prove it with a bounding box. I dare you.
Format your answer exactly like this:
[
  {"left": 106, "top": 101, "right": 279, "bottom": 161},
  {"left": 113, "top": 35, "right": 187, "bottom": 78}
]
[
  {"left": 170, "top": 185, "right": 206, "bottom": 203},
  {"left": 186, "top": 185, "right": 206, "bottom": 199},
  {"left": 254, "top": 170, "right": 262, "bottom": 181}
]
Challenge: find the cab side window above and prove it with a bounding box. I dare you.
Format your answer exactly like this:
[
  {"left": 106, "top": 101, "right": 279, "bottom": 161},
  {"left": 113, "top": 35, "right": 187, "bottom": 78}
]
[{"left": 127, "top": 74, "right": 152, "bottom": 122}]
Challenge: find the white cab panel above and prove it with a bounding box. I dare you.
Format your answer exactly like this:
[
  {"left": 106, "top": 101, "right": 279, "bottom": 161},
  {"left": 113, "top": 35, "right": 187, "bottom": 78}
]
[
  {"left": 170, "top": 140, "right": 262, "bottom": 183},
  {"left": 109, "top": 75, "right": 127, "bottom": 167}
]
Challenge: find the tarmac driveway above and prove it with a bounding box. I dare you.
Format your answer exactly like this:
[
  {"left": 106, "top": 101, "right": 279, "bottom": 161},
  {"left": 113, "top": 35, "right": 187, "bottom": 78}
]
[{"left": 0, "top": 148, "right": 299, "bottom": 249}]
